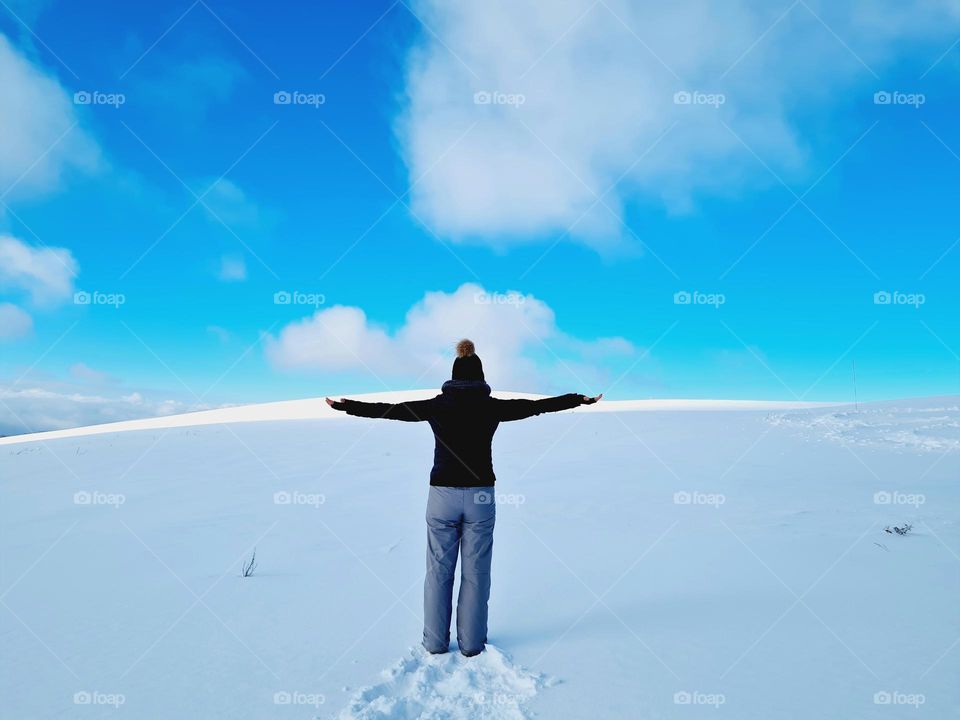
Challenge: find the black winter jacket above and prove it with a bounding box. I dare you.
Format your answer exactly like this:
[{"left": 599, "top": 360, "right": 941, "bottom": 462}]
[{"left": 333, "top": 380, "right": 585, "bottom": 487}]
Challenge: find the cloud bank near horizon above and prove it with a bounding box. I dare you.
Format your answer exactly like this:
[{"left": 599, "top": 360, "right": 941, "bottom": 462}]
[{"left": 0, "top": 368, "right": 206, "bottom": 437}]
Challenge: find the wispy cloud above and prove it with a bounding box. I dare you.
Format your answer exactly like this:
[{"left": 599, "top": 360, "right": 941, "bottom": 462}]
[
  {"left": 0, "top": 302, "right": 33, "bottom": 341},
  {"left": 0, "top": 34, "right": 100, "bottom": 199},
  {"left": 397, "top": 0, "right": 959, "bottom": 247},
  {"left": 0, "top": 234, "right": 78, "bottom": 306},
  {"left": 217, "top": 254, "right": 247, "bottom": 281},
  {"left": 199, "top": 177, "right": 264, "bottom": 227},
  {"left": 207, "top": 325, "right": 232, "bottom": 343}
]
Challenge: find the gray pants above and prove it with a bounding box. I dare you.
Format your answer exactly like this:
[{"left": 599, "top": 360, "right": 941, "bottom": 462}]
[{"left": 423, "top": 486, "right": 496, "bottom": 656}]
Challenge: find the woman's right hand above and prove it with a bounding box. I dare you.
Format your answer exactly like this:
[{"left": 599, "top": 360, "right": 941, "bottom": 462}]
[{"left": 580, "top": 393, "right": 603, "bottom": 405}]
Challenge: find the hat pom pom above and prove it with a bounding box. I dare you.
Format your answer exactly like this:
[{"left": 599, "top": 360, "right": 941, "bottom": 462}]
[{"left": 456, "top": 339, "right": 475, "bottom": 358}]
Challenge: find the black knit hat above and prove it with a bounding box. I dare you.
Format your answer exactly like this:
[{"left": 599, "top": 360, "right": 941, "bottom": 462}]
[{"left": 451, "top": 339, "right": 485, "bottom": 381}]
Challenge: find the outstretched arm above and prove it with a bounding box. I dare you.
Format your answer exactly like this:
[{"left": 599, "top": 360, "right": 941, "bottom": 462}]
[
  {"left": 493, "top": 393, "right": 602, "bottom": 422},
  {"left": 326, "top": 396, "right": 434, "bottom": 422}
]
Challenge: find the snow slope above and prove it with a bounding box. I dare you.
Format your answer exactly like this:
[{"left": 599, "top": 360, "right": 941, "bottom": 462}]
[
  {"left": 768, "top": 398, "right": 960, "bottom": 453},
  {"left": 1, "top": 397, "right": 957, "bottom": 719},
  {"left": 0, "top": 391, "right": 832, "bottom": 445}
]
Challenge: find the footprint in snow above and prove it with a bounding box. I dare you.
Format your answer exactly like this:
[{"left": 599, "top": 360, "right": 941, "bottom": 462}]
[{"left": 334, "top": 644, "right": 553, "bottom": 719}]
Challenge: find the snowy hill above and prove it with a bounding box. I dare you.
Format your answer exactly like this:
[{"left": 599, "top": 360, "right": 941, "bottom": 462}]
[
  {"left": 1, "top": 396, "right": 957, "bottom": 718},
  {"left": 0, "top": 391, "right": 832, "bottom": 446}
]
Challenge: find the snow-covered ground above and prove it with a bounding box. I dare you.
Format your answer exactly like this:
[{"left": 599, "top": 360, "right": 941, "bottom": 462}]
[
  {"left": 1, "top": 396, "right": 957, "bottom": 718},
  {"left": 767, "top": 399, "right": 960, "bottom": 454},
  {"left": 0, "top": 392, "right": 831, "bottom": 446}
]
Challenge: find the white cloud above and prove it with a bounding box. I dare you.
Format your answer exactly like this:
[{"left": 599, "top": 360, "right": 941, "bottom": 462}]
[
  {"left": 200, "top": 178, "right": 263, "bottom": 228},
  {"left": 265, "top": 283, "right": 636, "bottom": 391},
  {"left": 267, "top": 305, "right": 397, "bottom": 374},
  {"left": 0, "top": 302, "right": 33, "bottom": 340},
  {"left": 0, "top": 33, "right": 99, "bottom": 199},
  {"left": 0, "top": 386, "right": 194, "bottom": 435},
  {"left": 0, "top": 234, "right": 78, "bottom": 305},
  {"left": 0, "top": 371, "right": 209, "bottom": 436},
  {"left": 397, "top": 0, "right": 960, "bottom": 247},
  {"left": 217, "top": 254, "right": 247, "bottom": 282}
]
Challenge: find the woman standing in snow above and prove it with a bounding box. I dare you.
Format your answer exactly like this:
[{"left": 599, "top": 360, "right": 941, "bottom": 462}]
[{"left": 327, "top": 339, "right": 601, "bottom": 657}]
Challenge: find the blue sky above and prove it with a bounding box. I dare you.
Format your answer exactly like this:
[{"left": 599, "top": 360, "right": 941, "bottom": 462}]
[{"left": 1, "top": 0, "right": 958, "bottom": 433}]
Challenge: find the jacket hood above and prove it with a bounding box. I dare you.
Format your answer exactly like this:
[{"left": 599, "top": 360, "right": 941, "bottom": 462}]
[{"left": 441, "top": 379, "right": 491, "bottom": 397}]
